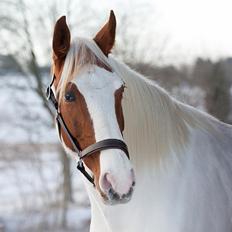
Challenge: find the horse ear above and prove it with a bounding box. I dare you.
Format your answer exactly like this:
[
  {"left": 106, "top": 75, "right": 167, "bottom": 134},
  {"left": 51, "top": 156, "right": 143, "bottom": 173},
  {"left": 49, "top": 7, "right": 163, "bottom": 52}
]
[
  {"left": 94, "top": 10, "right": 116, "bottom": 56},
  {"left": 53, "top": 16, "right": 71, "bottom": 60}
]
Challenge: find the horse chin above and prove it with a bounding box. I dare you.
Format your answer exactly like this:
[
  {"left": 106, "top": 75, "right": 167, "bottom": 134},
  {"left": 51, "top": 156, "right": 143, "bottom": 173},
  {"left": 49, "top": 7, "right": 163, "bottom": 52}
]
[
  {"left": 106, "top": 197, "right": 132, "bottom": 206},
  {"left": 98, "top": 187, "right": 134, "bottom": 206},
  {"left": 101, "top": 196, "right": 132, "bottom": 206}
]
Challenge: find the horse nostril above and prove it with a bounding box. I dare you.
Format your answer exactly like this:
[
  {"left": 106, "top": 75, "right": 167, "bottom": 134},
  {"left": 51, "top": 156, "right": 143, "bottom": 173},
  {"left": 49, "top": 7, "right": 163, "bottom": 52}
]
[
  {"left": 101, "top": 173, "right": 113, "bottom": 191},
  {"left": 126, "top": 187, "right": 133, "bottom": 198},
  {"left": 109, "top": 188, "right": 120, "bottom": 201}
]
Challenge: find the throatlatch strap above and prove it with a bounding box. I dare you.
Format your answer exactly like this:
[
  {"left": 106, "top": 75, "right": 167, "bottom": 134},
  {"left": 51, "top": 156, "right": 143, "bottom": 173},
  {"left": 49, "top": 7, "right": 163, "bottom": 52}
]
[{"left": 77, "top": 161, "right": 95, "bottom": 186}]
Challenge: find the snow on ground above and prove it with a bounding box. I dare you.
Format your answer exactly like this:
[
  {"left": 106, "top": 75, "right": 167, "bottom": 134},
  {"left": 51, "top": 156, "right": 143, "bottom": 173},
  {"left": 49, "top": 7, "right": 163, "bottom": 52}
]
[{"left": 0, "top": 145, "right": 91, "bottom": 232}]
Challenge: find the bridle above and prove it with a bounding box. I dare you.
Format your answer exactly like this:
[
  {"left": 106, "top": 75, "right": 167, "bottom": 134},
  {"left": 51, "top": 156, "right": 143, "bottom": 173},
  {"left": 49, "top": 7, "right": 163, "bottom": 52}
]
[{"left": 46, "top": 75, "right": 130, "bottom": 186}]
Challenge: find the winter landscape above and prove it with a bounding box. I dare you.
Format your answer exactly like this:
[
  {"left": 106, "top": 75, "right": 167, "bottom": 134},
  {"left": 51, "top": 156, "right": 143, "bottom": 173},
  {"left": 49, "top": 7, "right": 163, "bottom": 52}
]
[{"left": 0, "top": 0, "right": 232, "bottom": 231}]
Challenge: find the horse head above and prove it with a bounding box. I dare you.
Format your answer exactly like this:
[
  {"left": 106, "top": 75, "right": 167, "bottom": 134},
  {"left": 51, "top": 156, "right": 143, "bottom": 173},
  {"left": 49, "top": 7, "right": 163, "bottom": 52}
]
[{"left": 50, "top": 11, "right": 135, "bottom": 205}]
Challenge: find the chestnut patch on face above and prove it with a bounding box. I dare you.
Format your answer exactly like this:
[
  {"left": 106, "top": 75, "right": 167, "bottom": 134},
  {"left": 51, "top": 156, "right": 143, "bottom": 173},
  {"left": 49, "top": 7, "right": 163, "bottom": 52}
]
[
  {"left": 60, "top": 83, "right": 94, "bottom": 149},
  {"left": 59, "top": 82, "right": 101, "bottom": 188}
]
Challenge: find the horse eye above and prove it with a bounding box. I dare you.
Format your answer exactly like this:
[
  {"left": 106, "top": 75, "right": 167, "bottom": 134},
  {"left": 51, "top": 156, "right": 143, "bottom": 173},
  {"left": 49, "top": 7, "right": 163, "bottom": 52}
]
[{"left": 65, "top": 91, "right": 76, "bottom": 102}]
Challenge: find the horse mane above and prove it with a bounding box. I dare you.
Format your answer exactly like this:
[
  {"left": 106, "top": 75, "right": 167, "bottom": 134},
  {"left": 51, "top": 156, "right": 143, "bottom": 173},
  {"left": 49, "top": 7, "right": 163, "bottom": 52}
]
[
  {"left": 58, "top": 37, "right": 219, "bottom": 169},
  {"left": 107, "top": 57, "right": 220, "bottom": 169}
]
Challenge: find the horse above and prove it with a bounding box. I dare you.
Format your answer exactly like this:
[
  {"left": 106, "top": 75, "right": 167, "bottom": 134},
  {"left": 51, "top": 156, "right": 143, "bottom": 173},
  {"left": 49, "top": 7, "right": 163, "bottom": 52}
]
[{"left": 49, "top": 10, "right": 232, "bottom": 232}]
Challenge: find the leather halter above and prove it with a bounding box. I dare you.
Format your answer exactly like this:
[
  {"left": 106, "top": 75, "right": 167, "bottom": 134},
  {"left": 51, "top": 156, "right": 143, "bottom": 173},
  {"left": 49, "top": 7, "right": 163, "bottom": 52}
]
[{"left": 46, "top": 75, "right": 130, "bottom": 186}]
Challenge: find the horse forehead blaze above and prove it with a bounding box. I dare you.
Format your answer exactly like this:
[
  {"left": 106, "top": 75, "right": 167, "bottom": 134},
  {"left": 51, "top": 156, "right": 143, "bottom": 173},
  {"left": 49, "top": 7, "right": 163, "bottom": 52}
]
[{"left": 53, "top": 62, "right": 125, "bottom": 192}]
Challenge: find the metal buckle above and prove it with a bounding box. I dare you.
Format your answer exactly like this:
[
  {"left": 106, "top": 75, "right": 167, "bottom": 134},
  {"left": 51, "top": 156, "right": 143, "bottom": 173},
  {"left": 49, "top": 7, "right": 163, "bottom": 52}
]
[{"left": 77, "top": 160, "right": 84, "bottom": 170}]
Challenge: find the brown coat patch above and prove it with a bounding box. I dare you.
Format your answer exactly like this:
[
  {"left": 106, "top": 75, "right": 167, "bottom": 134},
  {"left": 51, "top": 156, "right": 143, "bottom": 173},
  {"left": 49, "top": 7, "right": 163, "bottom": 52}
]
[{"left": 59, "top": 83, "right": 101, "bottom": 189}]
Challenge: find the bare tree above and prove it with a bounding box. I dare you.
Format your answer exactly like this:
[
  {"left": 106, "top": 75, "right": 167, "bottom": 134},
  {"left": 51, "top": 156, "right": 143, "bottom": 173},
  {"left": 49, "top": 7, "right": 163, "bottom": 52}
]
[
  {"left": 205, "top": 61, "right": 231, "bottom": 123},
  {"left": 113, "top": 1, "right": 169, "bottom": 65},
  {"left": 192, "top": 58, "right": 231, "bottom": 123}
]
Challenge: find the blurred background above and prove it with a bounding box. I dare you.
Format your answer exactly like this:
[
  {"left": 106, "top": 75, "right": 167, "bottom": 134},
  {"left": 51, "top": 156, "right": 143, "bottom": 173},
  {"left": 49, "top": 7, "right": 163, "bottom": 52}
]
[{"left": 0, "top": 0, "right": 232, "bottom": 231}]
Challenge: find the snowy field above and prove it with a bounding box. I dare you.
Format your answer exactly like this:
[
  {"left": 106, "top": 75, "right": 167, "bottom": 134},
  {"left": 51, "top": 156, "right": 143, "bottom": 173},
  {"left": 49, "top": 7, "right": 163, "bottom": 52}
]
[{"left": 0, "top": 144, "right": 91, "bottom": 232}]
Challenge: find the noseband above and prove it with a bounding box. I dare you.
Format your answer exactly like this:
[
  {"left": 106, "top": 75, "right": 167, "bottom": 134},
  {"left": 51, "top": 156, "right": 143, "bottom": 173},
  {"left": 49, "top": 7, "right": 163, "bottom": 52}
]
[{"left": 46, "top": 75, "right": 130, "bottom": 186}]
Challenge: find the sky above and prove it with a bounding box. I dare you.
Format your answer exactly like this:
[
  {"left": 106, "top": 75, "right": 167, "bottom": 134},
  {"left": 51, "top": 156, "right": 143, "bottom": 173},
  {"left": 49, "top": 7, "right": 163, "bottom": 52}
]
[
  {"left": 154, "top": 0, "right": 232, "bottom": 64},
  {"left": 3, "top": 0, "right": 231, "bottom": 66},
  {"left": 92, "top": 0, "right": 232, "bottom": 65}
]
